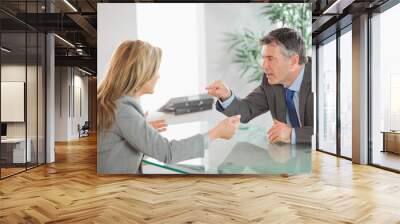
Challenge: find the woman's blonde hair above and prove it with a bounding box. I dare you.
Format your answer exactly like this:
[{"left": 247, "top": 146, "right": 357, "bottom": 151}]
[{"left": 97, "top": 40, "right": 162, "bottom": 131}]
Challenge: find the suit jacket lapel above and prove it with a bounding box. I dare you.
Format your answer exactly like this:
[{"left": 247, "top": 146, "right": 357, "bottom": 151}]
[
  {"left": 263, "top": 74, "right": 287, "bottom": 123},
  {"left": 299, "top": 61, "right": 311, "bottom": 126},
  {"left": 274, "top": 85, "right": 287, "bottom": 123}
]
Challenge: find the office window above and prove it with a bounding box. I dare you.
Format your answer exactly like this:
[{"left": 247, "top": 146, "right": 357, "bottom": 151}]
[
  {"left": 371, "top": 3, "right": 400, "bottom": 171},
  {"left": 37, "top": 33, "right": 46, "bottom": 165},
  {"left": 0, "top": 1, "right": 46, "bottom": 179},
  {"left": 136, "top": 4, "right": 203, "bottom": 112},
  {"left": 317, "top": 36, "right": 337, "bottom": 154},
  {"left": 1, "top": 31, "right": 28, "bottom": 177},
  {"left": 27, "top": 31, "right": 38, "bottom": 169},
  {"left": 390, "top": 75, "right": 400, "bottom": 130},
  {"left": 339, "top": 28, "right": 352, "bottom": 158}
]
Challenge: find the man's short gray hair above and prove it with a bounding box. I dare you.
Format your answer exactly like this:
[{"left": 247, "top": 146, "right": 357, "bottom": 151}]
[{"left": 260, "top": 28, "right": 307, "bottom": 65}]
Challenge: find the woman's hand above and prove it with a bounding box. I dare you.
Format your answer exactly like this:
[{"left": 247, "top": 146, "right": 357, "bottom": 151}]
[
  {"left": 148, "top": 119, "right": 168, "bottom": 133},
  {"left": 208, "top": 115, "right": 241, "bottom": 141},
  {"left": 145, "top": 111, "right": 168, "bottom": 133}
]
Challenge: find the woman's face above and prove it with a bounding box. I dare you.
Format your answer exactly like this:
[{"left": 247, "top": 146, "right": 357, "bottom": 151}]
[{"left": 141, "top": 71, "right": 160, "bottom": 95}]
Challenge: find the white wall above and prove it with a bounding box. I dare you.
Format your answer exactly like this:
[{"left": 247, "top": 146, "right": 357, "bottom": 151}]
[
  {"left": 97, "top": 3, "right": 137, "bottom": 86},
  {"left": 55, "top": 67, "right": 89, "bottom": 141},
  {"left": 79, "top": 75, "right": 89, "bottom": 124},
  {"left": 136, "top": 3, "right": 206, "bottom": 112},
  {"left": 55, "top": 67, "right": 68, "bottom": 141},
  {"left": 72, "top": 74, "right": 89, "bottom": 138}
]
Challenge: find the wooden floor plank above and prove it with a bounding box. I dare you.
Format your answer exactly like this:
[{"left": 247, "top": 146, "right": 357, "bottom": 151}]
[{"left": 0, "top": 134, "right": 399, "bottom": 223}]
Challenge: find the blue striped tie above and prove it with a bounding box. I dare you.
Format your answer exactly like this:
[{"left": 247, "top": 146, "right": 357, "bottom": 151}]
[{"left": 284, "top": 88, "right": 300, "bottom": 128}]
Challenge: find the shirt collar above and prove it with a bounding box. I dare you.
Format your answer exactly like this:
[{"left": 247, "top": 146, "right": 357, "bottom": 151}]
[{"left": 286, "top": 66, "right": 304, "bottom": 92}]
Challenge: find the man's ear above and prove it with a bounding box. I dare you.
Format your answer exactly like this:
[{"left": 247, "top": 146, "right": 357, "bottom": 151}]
[{"left": 290, "top": 54, "right": 300, "bottom": 67}]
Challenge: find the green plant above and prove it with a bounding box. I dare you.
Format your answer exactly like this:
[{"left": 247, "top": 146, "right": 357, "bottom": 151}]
[
  {"left": 225, "top": 3, "right": 311, "bottom": 83},
  {"left": 261, "top": 4, "right": 312, "bottom": 49},
  {"left": 224, "top": 29, "right": 264, "bottom": 83}
]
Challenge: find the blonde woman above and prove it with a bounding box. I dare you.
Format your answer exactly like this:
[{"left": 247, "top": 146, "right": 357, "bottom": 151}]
[{"left": 97, "top": 40, "right": 241, "bottom": 174}]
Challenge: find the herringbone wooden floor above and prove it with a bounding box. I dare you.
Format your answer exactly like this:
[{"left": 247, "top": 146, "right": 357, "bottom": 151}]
[{"left": 1, "top": 134, "right": 400, "bottom": 224}]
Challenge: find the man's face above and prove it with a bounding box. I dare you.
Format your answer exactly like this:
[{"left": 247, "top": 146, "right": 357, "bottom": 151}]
[{"left": 261, "top": 42, "right": 293, "bottom": 85}]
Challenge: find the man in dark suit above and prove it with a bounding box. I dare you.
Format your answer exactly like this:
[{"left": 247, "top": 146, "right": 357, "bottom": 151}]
[{"left": 206, "top": 28, "right": 313, "bottom": 144}]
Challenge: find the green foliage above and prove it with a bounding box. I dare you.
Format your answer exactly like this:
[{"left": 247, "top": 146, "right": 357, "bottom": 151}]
[
  {"left": 261, "top": 4, "right": 312, "bottom": 49},
  {"left": 225, "top": 3, "right": 311, "bottom": 83},
  {"left": 224, "top": 29, "right": 264, "bottom": 83}
]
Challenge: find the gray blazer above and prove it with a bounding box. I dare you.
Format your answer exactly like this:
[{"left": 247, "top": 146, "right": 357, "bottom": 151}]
[
  {"left": 216, "top": 60, "right": 313, "bottom": 144},
  {"left": 97, "top": 96, "right": 208, "bottom": 174}
]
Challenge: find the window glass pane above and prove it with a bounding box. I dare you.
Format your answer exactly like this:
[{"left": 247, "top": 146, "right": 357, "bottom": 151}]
[
  {"left": 1, "top": 30, "right": 28, "bottom": 177},
  {"left": 371, "top": 3, "right": 400, "bottom": 171},
  {"left": 0, "top": 1, "right": 46, "bottom": 179},
  {"left": 340, "top": 29, "right": 352, "bottom": 158},
  {"left": 318, "top": 37, "right": 337, "bottom": 154},
  {"left": 38, "top": 32, "right": 46, "bottom": 165},
  {"left": 27, "top": 31, "right": 38, "bottom": 169}
]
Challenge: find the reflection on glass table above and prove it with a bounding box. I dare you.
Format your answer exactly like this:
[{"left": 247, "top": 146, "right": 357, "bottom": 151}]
[{"left": 143, "top": 121, "right": 311, "bottom": 175}]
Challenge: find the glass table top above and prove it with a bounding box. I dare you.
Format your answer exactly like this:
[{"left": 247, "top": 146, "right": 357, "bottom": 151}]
[{"left": 143, "top": 121, "right": 312, "bottom": 174}]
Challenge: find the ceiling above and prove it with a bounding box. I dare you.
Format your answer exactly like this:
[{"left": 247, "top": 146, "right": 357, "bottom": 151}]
[
  {"left": 0, "top": 0, "right": 396, "bottom": 75},
  {"left": 0, "top": 0, "right": 99, "bottom": 74},
  {"left": 311, "top": 0, "right": 391, "bottom": 43}
]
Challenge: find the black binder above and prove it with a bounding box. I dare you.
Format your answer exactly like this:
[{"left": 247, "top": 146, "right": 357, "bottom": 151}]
[
  {"left": 159, "top": 93, "right": 214, "bottom": 114},
  {"left": 174, "top": 104, "right": 213, "bottom": 115}
]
